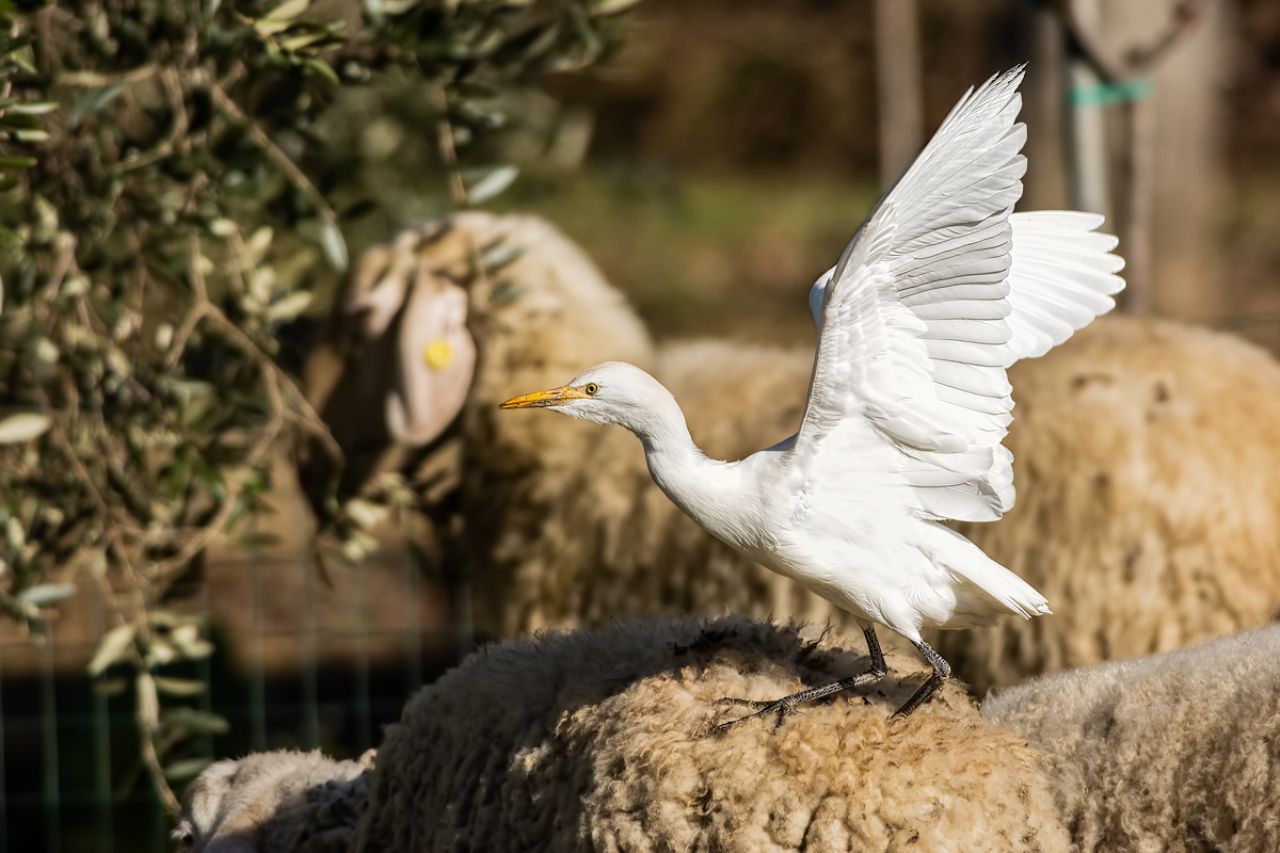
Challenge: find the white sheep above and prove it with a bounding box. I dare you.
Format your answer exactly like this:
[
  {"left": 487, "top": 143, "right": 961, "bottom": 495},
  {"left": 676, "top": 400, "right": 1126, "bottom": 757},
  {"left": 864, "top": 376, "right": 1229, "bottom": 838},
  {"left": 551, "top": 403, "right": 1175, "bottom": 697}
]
[
  {"left": 983, "top": 625, "right": 1280, "bottom": 851},
  {"left": 176, "top": 749, "right": 373, "bottom": 853}
]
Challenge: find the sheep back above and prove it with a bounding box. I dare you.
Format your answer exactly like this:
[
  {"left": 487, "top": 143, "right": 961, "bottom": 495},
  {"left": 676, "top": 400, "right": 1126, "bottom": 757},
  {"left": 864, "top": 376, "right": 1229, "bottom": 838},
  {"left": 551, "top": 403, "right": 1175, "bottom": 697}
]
[
  {"left": 983, "top": 625, "right": 1280, "bottom": 851},
  {"left": 354, "top": 616, "right": 1068, "bottom": 852}
]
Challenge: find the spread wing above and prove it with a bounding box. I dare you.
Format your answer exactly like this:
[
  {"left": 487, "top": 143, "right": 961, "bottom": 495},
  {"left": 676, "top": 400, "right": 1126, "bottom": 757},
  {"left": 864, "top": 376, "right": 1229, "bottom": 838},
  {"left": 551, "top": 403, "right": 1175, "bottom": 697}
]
[{"left": 789, "top": 66, "right": 1124, "bottom": 524}]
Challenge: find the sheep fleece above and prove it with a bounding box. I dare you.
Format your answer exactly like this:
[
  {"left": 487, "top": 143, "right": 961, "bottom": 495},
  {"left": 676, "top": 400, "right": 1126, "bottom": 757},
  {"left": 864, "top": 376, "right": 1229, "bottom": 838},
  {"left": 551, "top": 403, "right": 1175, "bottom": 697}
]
[
  {"left": 179, "top": 749, "right": 373, "bottom": 853},
  {"left": 354, "top": 616, "right": 1067, "bottom": 852},
  {"left": 983, "top": 625, "right": 1280, "bottom": 852},
  {"left": 944, "top": 317, "right": 1280, "bottom": 690}
]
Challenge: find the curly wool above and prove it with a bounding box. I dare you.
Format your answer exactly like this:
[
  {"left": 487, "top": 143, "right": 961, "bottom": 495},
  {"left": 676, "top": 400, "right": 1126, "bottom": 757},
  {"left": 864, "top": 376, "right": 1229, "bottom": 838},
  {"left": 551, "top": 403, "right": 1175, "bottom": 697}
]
[
  {"left": 942, "top": 316, "right": 1280, "bottom": 691},
  {"left": 983, "top": 625, "right": 1280, "bottom": 851},
  {"left": 353, "top": 616, "right": 1068, "bottom": 852},
  {"left": 178, "top": 749, "right": 374, "bottom": 853}
]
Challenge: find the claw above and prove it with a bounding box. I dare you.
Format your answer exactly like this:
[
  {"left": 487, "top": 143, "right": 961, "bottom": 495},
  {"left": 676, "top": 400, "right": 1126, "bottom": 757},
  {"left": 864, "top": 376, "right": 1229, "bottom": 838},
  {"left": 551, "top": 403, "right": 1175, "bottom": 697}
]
[{"left": 711, "top": 697, "right": 797, "bottom": 734}]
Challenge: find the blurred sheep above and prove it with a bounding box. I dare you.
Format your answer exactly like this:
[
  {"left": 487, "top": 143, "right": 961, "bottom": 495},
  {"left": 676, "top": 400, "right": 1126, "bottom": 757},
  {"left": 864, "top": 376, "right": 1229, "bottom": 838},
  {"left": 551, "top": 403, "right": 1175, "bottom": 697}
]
[
  {"left": 469, "top": 336, "right": 826, "bottom": 637},
  {"left": 944, "top": 317, "right": 1280, "bottom": 691},
  {"left": 176, "top": 749, "right": 374, "bottom": 853},
  {"left": 983, "top": 625, "right": 1280, "bottom": 851},
  {"left": 305, "top": 217, "right": 1280, "bottom": 694},
  {"left": 300, "top": 214, "right": 827, "bottom": 636},
  {"left": 352, "top": 615, "right": 1069, "bottom": 852}
]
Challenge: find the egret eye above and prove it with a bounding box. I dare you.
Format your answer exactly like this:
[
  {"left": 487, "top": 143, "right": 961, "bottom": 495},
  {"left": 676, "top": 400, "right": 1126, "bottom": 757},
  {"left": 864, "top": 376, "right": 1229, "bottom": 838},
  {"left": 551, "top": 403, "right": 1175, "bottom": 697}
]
[{"left": 584, "top": 383, "right": 600, "bottom": 396}]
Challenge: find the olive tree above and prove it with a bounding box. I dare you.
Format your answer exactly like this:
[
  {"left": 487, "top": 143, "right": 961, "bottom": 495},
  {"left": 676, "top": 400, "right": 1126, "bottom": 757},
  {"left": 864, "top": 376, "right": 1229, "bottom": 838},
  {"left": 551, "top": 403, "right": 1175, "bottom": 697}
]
[{"left": 0, "top": 0, "right": 635, "bottom": 811}]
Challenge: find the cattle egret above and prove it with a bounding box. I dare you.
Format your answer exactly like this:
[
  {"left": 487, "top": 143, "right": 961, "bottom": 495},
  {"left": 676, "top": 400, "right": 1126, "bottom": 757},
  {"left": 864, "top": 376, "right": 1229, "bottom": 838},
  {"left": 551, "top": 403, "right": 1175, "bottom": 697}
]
[{"left": 501, "top": 66, "right": 1125, "bottom": 725}]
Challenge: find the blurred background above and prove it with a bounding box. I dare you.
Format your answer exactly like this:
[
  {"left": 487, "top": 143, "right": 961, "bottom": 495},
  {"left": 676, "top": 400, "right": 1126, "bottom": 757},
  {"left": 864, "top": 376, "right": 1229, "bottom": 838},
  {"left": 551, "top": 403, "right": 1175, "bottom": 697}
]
[{"left": 1, "top": 0, "right": 1278, "bottom": 850}]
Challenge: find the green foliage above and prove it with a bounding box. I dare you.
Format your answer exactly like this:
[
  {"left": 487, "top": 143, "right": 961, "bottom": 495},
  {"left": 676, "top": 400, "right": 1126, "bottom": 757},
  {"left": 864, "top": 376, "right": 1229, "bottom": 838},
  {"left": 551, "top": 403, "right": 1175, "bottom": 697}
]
[{"left": 0, "top": 0, "right": 634, "bottom": 811}]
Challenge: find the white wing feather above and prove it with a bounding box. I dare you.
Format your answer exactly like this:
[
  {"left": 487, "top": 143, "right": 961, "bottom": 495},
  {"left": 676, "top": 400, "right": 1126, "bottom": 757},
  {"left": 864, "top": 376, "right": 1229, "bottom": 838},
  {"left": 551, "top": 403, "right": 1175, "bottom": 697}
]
[
  {"left": 809, "top": 211, "right": 1126, "bottom": 366},
  {"left": 790, "top": 66, "right": 1125, "bottom": 526}
]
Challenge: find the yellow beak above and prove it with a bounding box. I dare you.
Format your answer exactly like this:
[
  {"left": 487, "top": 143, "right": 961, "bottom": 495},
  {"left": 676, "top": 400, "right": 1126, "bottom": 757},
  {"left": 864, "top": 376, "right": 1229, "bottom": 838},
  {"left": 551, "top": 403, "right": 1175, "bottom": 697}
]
[{"left": 499, "top": 385, "right": 589, "bottom": 409}]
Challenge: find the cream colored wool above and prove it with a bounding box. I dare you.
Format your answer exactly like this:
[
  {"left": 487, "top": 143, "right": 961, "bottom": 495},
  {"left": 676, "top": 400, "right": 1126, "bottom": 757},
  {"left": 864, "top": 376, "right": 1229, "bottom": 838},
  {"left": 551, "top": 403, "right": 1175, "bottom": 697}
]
[
  {"left": 942, "top": 316, "right": 1280, "bottom": 691},
  {"left": 178, "top": 749, "right": 374, "bottom": 853},
  {"left": 304, "top": 216, "right": 822, "bottom": 636},
  {"left": 353, "top": 616, "right": 1068, "bottom": 852},
  {"left": 983, "top": 625, "right": 1280, "bottom": 852}
]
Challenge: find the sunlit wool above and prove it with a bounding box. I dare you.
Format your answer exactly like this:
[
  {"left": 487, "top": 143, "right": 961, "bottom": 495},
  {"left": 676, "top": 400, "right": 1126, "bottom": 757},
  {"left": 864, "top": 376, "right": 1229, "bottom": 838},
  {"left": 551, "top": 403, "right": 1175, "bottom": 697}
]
[
  {"left": 352, "top": 616, "right": 1069, "bottom": 853},
  {"left": 498, "top": 317, "right": 1280, "bottom": 699},
  {"left": 501, "top": 66, "right": 1125, "bottom": 717}
]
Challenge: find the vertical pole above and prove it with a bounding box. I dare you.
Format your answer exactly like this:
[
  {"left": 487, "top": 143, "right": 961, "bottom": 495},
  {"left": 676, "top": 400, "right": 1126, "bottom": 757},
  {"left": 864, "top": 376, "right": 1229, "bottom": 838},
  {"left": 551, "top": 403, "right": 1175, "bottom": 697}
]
[
  {"left": 91, "top": 592, "right": 113, "bottom": 852},
  {"left": 354, "top": 553, "right": 371, "bottom": 752},
  {"left": 874, "top": 0, "right": 924, "bottom": 189},
  {"left": 1024, "top": 5, "right": 1070, "bottom": 210},
  {"left": 1066, "top": 0, "right": 1111, "bottom": 219},
  {"left": 302, "top": 556, "right": 319, "bottom": 750},
  {"left": 249, "top": 555, "right": 267, "bottom": 751},
  {"left": 1119, "top": 98, "right": 1155, "bottom": 313},
  {"left": 0, "top": 646, "right": 8, "bottom": 853},
  {"left": 40, "top": 632, "right": 60, "bottom": 853}
]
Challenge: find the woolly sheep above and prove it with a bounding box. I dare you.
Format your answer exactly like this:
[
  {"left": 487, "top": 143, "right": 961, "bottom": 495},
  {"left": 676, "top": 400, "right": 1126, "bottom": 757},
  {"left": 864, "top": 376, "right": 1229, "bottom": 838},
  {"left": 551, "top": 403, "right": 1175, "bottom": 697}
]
[
  {"left": 471, "top": 312, "right": 1280, "bottom": 693},
  {"left": 309, "top": 218, "right": 1280, "bottom": 694},
  {"left": 983, "top": 625, "right": 1280, "bottom": 851},
  {"left": 352, "top": 615, "right": 1069, "bottom": 852},
  {"left": 301, "top": 215, "right": 825, "bottom": 637},
  {"left": 943, "top": 316, "right": 1280, "bottom": 691},
  {"left": 460, "top": 273, "right": 1280, "bottom": 693},
  {"left": 467, "top": 336, "right": 831, "bottom": 638},
  {"left": 177, "top": 749, "right": 373, "bottom": 853}
]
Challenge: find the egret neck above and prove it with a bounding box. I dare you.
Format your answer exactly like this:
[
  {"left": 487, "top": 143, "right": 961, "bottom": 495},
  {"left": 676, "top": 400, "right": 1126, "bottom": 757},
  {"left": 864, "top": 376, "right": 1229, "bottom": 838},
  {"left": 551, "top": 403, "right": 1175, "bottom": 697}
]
[{"left": 610, "top": 378, "right": 759, "bottom": 554}]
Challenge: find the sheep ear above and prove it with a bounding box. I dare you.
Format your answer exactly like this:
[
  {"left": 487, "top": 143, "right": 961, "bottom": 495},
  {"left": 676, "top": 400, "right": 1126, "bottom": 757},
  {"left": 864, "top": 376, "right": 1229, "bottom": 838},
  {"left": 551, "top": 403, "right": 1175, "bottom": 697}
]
[{"left": 387, "top": 275, "right": 476, "bottom": 445}]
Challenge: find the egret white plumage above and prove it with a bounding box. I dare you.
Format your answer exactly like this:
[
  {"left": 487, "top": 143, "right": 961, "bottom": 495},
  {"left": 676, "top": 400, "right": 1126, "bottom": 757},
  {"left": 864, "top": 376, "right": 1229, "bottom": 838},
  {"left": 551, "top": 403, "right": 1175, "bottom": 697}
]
[{"left": 501, "top": 66, "right": 1125, "bottom": 724}]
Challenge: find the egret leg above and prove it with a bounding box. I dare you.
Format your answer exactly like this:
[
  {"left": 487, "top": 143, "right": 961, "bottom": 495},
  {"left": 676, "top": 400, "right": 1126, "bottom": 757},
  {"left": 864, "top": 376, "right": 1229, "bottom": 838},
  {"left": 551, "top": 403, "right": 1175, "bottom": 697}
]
[
  {"left": 890, "top": 639, "right": 951, "bottom": 718},
  {"left": 713, "top": 626, "right": 888, "bottom": 733}
]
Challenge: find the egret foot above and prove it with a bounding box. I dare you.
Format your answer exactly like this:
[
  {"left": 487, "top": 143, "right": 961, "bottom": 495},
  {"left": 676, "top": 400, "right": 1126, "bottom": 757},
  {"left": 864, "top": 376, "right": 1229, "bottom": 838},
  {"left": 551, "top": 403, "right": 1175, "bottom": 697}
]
[
  {"left": 712, "top": 627, "right": 888, "bottom": 734},
  {"left": 891, "top": 639, "right": 951, "bottom": 718}
]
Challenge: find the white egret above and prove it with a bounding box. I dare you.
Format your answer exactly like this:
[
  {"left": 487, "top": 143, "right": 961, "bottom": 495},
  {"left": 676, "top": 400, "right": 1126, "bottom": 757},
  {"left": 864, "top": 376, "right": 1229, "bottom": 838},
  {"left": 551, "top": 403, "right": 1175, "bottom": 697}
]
[{"left": 501, "top": 66, "right": 1125, "bottom": 724}]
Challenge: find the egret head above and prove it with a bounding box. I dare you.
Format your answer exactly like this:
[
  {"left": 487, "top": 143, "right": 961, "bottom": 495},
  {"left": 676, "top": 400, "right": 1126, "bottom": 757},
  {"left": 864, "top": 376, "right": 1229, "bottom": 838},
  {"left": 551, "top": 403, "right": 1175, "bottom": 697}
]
[{"left": 500, "top": 361, "right": 679, "bottom": 435}]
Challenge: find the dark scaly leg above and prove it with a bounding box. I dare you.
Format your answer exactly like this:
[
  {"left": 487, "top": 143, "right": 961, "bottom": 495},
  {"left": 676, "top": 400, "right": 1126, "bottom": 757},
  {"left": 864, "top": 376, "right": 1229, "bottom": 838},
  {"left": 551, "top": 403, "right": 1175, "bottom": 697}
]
[
  {"left": 713, "top": 626, "right": 889, "bottom": 733},
  {"left": 890, "top": 639, "right": 951, "bottom": 718}
]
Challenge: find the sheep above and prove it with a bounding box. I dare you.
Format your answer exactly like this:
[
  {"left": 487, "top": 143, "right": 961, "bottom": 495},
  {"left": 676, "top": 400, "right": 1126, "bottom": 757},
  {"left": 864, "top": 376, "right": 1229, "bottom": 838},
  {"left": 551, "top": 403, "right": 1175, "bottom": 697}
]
[
  {"left": 352, "top": 615, "right": 1069, "bottom": 852},
  {"left": 176, "top": 748, "right": 374, "bottom": 853},
  {"left": 942, "top": 316, "right": 1280, "bottom": 691},
  {"left": 308, "top": 216, "right": 1280, "bottom": 694},
  {"left": 444, "top": 248, "right": 1280, "bottom": 691},
  {"left": 467, "top": 336, "right": 830, "bottom": 638},
  {"left": 301, "top": 214, "right": 825, "bottom": 638},
  {"left": 982, "top": 625, "right": 1280, "bottom": 852}
]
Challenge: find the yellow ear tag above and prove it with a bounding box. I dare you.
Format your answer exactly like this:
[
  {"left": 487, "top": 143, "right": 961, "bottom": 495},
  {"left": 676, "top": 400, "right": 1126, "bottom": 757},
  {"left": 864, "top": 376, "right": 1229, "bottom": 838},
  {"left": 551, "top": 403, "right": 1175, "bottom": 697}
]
[{"left": 423, "top": 339, "right": 454, "bottom": 370}]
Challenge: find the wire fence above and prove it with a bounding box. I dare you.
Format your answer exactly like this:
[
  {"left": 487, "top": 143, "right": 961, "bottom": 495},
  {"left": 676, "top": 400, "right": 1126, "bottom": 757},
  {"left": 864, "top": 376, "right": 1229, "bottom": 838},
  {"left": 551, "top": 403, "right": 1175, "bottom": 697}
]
[{"left": 0, "top": 545, "right": 458, "bottom": 853}]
